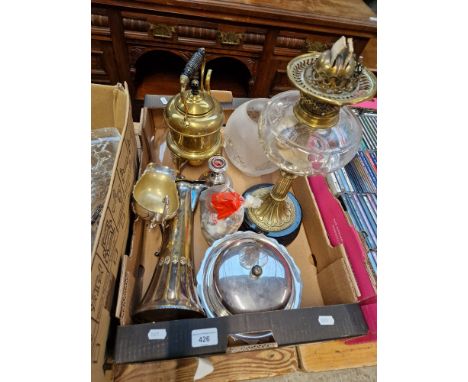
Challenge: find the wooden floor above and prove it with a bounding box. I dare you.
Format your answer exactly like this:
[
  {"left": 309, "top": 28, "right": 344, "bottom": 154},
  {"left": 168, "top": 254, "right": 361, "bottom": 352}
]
[
  {"left": 297, "top": 340, "right": 377, "bottom": 372},
  {"left": 114, "top": 347, "right": 299, "bottom": 382},
  {"left": 250, "top": 366, "right": 376, "bottom": 382},
  {"left": 113, "top": 339, "right": 376, "bottom": 382}
]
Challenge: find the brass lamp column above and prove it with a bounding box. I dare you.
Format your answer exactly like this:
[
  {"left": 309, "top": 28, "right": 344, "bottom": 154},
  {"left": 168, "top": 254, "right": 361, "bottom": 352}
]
[
  {"left": 243, "top": 36, "right": 377, "bottom": 245},
  {"left": 246, "top": 171, "right": 298, "bottom": 232}
]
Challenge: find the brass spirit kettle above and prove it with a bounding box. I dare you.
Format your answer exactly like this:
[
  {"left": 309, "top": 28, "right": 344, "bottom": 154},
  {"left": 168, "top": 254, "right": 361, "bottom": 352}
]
[{"left": 164, "top": 48, "right": 223, "bottom": 168}]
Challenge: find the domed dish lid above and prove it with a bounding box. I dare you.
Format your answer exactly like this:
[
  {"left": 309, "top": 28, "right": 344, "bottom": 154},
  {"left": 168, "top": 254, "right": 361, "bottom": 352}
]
[{"left": 197, "top": 231, "right": 302, "bottom": 317}]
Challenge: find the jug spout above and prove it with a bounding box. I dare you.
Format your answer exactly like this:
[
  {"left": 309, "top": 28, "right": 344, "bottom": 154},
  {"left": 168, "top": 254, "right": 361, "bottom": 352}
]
[{"left": 188, "top": 182, "right": 207, "bottom": 212}]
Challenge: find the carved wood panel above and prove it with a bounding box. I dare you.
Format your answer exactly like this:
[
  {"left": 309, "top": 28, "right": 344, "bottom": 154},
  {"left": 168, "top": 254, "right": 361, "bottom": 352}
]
[
  {"left": 91, "top": 13, "right": 110, "bottom": 40},
  {"left": 206, "top": 54, "right": 257, "bottom": 78},
  {"left": 275, "top": 31, "right": 369, "bottom": 58},
  {"left": 91, "top": 40, "right": 119, "bottom": 84},
  {"left": 120, "top": 12, "right": 267, "bottom": 53},
  {"left": 92, "top": 14, "right": 109, "bottom": 27},
  {"left": 131, "top": 49, "right": 257, "bottom": 98},
  {"left": 268, "top": 57, "right": 294, "bottom": 96},
  {"left": 127, "top": 45, "right": 191, "bottom": 67}
]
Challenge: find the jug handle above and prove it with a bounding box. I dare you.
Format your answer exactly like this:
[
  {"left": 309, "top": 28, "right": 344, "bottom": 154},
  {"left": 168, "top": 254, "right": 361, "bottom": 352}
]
[
  {"left": 150, "top": 195, "right": 171, "bottom": 256},
  {"left": 144, "top": 220, "right": 167, "bottom": 257}
]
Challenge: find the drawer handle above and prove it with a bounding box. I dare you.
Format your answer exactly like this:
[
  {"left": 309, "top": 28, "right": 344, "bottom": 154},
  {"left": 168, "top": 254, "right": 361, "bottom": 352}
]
[
  {"left": 304, "top": 39, "right": 329, "bottom": 53},
  {"left": 217, "top": 31, "right": 243, "bottom": 46},
  {"left": 149, "top": 23, "right": 175, "bottom": 39}
]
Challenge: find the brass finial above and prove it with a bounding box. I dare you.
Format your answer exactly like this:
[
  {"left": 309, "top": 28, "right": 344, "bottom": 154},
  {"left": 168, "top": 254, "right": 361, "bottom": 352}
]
[{"left": 312, "top": 36, "right": 361, "bottom": 94}]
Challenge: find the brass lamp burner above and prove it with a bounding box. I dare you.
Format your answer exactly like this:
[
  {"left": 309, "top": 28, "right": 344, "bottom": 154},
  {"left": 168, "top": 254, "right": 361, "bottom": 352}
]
[{"left": 287, "top": 36, "right": 376, "bottom": 128}]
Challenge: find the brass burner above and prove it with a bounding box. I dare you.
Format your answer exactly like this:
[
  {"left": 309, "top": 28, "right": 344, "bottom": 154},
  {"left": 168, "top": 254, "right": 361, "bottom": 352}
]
[{"left": 287, "top": 37, "right": 376, "bottom": 128}]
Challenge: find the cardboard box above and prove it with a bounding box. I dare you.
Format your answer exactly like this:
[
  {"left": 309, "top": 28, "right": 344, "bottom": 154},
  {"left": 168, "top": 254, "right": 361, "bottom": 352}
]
[
  {"left": 91, "top": 83, "right": 138, "bottom": 382},
  {"left": 112, "top": 100, "right": 367, "bottom": 365},
  {"left": 308, "top": 175, "right": 377, "bottom": 344}
]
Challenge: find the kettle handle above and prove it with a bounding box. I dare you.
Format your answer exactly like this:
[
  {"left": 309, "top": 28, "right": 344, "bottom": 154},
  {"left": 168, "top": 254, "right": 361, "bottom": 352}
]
[
  {"left": 204, "top": 69, "right": 212, "bottom": 94},
  {"left": 180, "top": 48, "right": 206, "bottom": 126}
]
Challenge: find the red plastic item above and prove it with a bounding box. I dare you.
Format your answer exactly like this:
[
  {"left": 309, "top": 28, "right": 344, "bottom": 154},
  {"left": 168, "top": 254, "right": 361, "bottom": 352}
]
[{"left": 211, "top": 192, "right": 244, "bottom": 220}]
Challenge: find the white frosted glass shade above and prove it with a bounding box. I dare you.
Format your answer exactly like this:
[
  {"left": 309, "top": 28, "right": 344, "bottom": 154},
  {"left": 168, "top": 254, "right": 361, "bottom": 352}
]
[{"left": 224, "top": 98, "right": 278, "bottom": 177}]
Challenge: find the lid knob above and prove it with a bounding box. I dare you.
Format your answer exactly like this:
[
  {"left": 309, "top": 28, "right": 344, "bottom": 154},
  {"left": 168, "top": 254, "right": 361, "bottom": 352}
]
[
  {"left": 208, "top": 155, "right": 228, "bottom": 173},
  {"left": 251, "top": 265, "right": 263, "bottom": 278},
  {"left": 190, "top": 79, "right": 200, "bottom": 95}
]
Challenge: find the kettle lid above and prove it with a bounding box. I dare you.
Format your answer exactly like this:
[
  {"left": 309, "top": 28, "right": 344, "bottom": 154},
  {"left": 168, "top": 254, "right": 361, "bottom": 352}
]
[{"left": 175, "top": 90, "right": 215, "bottom": 117}]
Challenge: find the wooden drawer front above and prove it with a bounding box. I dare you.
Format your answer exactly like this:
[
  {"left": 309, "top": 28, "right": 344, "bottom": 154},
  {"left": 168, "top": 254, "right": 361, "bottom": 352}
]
[
  {"left": 91, "top": 13, "right": 110, "bottom": 39},
  {"left": 120, "top": 12, "right": 266, "bottom": 53},
  {"left": 91, "top": 40, "right": 118, "bottom": 85},
  {"left": 275, "top": 31, "right": 369, "bottom": 58}
]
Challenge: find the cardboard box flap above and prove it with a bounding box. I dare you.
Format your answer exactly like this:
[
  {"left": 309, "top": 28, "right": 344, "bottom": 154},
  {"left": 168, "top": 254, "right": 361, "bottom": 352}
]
[
  {"left": 292, "top": 175, "right": 360, "bottom": 304},
  {"left": 292, "top": 177, "right": 346, "bottom": 272},
  {"left": 91, "top": 83, "right": 128, "bottom": 134},
  {"left": 318, "top": 258, "right": 359, "bottom": 304}
]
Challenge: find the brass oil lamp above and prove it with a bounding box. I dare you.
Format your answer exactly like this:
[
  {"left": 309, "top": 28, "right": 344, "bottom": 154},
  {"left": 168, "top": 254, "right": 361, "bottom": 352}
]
[
  {"left": 243, "top": 37, "right": 377, "bottom": 245},
  {"left": 164, "top": 48, "right": 224, "bottom": 169}
]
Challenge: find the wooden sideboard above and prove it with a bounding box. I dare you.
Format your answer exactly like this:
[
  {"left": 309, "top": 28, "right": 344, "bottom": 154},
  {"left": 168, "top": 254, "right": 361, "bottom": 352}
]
[{"left": 91, "top": 0, "right": 376, "bottom": 119}]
